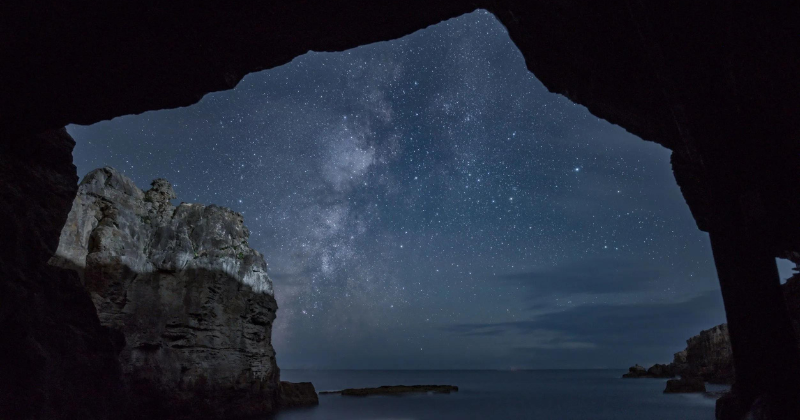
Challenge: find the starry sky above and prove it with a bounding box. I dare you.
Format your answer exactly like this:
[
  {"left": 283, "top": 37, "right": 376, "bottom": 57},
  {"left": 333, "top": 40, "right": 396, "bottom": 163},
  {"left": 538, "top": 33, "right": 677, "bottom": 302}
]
[{"left": 68, "top": 11, "right": 796, "bottom": 369}]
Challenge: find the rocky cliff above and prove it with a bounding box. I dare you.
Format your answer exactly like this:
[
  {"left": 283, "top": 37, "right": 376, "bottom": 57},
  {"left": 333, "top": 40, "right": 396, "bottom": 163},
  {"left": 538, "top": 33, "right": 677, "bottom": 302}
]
[
  {"left": 622, "top": 324, "right": 733, "bottom": 383},
  {"left": 626, "top": 273, "right": 800, "bottom": 385},
  {"left": 677, "top": 324, "right": 734, "bottom": 384},
  {"left": 50, "top": 167, "right": 285, "bottom": 418}
]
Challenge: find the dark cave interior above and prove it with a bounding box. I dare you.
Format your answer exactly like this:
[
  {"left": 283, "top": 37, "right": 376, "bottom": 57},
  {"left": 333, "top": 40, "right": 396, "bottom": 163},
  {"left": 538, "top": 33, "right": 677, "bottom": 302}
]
[{"left": 1, "top": 1, "right": 799, "bottom": 419}]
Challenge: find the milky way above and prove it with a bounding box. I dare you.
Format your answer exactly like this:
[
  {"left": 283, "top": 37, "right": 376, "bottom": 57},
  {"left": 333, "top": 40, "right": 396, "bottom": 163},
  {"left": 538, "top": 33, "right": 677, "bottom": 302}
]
[{"left": 68, "top": 11, "right": 797, "bottom": 369}]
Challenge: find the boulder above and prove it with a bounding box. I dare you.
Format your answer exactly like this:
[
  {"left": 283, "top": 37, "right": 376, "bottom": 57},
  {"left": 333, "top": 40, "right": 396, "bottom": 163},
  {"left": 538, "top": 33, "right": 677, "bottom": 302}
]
[{"left": 279, "top": 382, "right": 319, "bottom": 408}]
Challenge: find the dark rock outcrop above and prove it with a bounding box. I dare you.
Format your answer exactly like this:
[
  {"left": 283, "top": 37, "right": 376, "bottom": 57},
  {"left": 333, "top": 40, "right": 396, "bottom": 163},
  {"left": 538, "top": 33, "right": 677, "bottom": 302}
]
[
  {"left": 683, "top": 324, "right": 734, "bottom": 384},
  {"left": 647, "top": 364, "right": 677, "bottom": 378},
  {"left": 628, "top": 276, "right": 800, "bottom": 385},
  {"left": 665, "top": 377, "right": 707, "bottom": 394},
  {"left": 320, "top": 385, "right": 459, "bottom": 396},
  {"left": 623, "top": 324, "right": 738, "bottom": 384},
  {"left": 50, "top": 167, "right": 282, "bottom": 418},
  {"left": 0, "top": 130, "right": 124, "bottom": 419},
  {"left": 622, "top": 364, "right": 648, "bottom": 378},
  {"left": 279, "top": 382, "right": 319, "bottom": 408},
  {"left": 623, "top": 363, "right": 676, "bottom": 379}
]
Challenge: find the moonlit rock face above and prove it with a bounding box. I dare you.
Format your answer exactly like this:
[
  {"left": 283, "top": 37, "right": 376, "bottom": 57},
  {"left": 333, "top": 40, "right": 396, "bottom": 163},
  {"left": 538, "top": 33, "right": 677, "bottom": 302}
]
[
  {"left": 50, "top": 166, "right": 280, "bottom": 417},
  {"left": 53, "top": 167, "right": 275, "bottom": 296}
]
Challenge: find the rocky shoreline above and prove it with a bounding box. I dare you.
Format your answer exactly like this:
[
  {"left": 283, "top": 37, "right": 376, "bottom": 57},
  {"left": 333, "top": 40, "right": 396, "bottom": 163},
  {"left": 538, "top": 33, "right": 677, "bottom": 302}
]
[
  {"left": 624, "top": 272, "right": 800, "bottom": 394},
  {"left": 623, "top": 323, "right": 733, "bottom": 385}
]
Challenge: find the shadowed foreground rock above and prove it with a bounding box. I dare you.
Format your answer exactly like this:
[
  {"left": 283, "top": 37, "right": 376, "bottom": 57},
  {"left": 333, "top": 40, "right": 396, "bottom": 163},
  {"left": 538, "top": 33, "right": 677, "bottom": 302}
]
[
  {"left": 279, "top": 382, "right": 319, "bottom": 407},
  {"left": 0, "top": 130, "right": 124, "bottom": 419},
  {"left": 321, "top": 385, "right": 459, "bottom": 396},
  {"left": 50, "top": 167, "right": 284, "bottom": 419}
]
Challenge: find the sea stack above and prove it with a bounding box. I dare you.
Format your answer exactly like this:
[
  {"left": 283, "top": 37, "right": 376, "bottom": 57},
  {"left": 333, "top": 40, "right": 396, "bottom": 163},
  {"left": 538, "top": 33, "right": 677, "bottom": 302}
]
[{"left": 50, "top": 167, "right": 296, "bottom": 418}]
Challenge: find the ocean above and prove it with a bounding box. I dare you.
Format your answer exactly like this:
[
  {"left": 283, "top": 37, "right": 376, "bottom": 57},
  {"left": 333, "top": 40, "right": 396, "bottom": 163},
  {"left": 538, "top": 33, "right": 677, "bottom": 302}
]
[{"left": 273, "top": 370, "right": 728, "bottom": 420}]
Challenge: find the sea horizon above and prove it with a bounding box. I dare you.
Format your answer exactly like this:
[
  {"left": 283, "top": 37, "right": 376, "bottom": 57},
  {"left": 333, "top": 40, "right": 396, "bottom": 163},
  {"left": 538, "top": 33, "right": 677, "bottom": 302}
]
[
  {"left": 281, "top": 368, "right": 632, "bottom": 371},
  {"left": 275, "top": 369, "right": 727, "bottom": 419}
]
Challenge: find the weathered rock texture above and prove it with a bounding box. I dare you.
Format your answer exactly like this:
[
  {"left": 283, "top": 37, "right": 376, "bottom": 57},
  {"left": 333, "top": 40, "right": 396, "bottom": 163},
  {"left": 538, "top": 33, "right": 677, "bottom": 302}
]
[
  {"left": 681, "top": 324, "right": 735, "bottom": 384},
  {"left": 51, "top": 167, "right": 281, "bottom": 419}
]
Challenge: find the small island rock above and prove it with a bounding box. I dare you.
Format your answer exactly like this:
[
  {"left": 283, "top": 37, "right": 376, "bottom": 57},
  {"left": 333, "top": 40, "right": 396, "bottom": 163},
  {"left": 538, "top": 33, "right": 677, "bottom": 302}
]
[
  {"left": 622, "top": 363, "right": 675, "bottom": 378},
  {"left": 280, "top": 382, "right": 319, "bottom": 407}
]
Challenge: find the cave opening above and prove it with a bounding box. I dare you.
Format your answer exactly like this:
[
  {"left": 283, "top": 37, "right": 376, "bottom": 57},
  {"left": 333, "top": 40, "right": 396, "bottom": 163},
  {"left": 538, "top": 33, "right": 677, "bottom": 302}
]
[{"left": 67, "top": 11, "right": 726, "bottom": 373}]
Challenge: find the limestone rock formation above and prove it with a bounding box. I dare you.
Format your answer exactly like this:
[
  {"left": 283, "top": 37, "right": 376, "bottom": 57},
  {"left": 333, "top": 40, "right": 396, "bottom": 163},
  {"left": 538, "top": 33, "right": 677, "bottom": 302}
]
[
  {"left": 683, "top": 324, "right": 734, "bottom": 384},
  {"left": 51, "top": 167, "right": 282, "bottom": 418}
]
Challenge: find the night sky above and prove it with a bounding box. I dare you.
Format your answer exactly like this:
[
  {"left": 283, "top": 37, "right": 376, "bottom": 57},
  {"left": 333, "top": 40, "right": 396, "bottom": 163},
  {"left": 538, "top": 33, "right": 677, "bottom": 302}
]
[{"left": 68, "top": 11, "right": 795, "bottom": 369}]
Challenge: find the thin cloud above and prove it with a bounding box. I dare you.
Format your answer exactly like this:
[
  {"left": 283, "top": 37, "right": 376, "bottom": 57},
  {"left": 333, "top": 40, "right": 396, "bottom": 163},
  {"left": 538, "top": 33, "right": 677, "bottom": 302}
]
[
  {"left": 444, "top": 291, "right": 725, "bottom": 347},
  {"left": 497, "top": 258, "right": 664, "bottom": 296}
]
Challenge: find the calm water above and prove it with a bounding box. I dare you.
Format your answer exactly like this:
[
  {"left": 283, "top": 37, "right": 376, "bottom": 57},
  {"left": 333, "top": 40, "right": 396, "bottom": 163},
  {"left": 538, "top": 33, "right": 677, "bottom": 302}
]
[{"left": 273, "top": 370, "right": 728, "bottom": 420}]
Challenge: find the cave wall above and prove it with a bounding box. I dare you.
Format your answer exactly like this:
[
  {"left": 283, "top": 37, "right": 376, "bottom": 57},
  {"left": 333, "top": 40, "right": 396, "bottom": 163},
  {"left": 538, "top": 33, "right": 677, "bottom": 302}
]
[
  {"left": 0, "top": 130, "right": 124, "bottom": 419},
  {"left": 2, "top": 1, "right": 799, "bottom": 418},
  {"left": 490, "top": 0, "right": 800, "bottom": 253}
]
